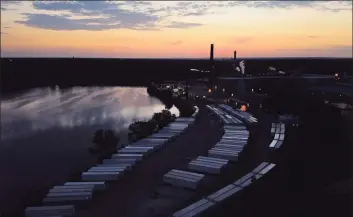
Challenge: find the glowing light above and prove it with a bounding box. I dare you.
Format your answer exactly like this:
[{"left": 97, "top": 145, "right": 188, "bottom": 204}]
[
  {"left": 222, "top": 88, "right": 225, "bottom": 92},
  {"left": 208, "top": 88, "right": 212, "bottom": 93},
  {"left": 231, "top": 93, "right": 234, "bottom": 96},
  {"left": 251, "top": 89, "right": 254, "bottom": 93},
  {"left": 240, "top": 105, "right": 247, "bottom": 111},
  {"left": 214, "top": 86, "right": 217, "bottom": 90},
  {"left": 335, "top": 73, "right": 339, "bottom": 77}
]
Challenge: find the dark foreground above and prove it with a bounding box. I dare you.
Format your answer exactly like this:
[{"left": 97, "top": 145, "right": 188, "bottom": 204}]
[
  {"left": 1, "top": 57, "right": 352, "bottom": 94},
  {"left": 75, "top": 103, "right": 224, "bottom": 217},
  {"left": 78, "top": 98, "right": 352, "bottom": 217},
  {"left": 1, "top": 82, "right": 352, "bottom": 216},
  {"left": 202, "top": 111, "right": 352, "bottom": 217},
  {"left": 75, "top": 100, "right": 352, "bottom": 217}
]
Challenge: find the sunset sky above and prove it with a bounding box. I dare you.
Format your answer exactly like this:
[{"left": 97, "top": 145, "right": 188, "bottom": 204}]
[{"left": 1, "top": 1, "right": 352, "bottom": 58}]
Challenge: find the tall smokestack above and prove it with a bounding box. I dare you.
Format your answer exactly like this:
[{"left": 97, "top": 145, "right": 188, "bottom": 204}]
[
  {"left": 234, "top": 50, "right": 237, "bottom": 60},
  {"left": 209, "top": 44, "right": 215, "bottom": 85},
  {"left": 210, "top": 44, "right": 214, "bottom": 62}
]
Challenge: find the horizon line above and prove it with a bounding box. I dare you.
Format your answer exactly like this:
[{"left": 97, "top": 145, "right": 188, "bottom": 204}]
[{"left": 1, "top": 56, "right": 352, "bottom": 59}]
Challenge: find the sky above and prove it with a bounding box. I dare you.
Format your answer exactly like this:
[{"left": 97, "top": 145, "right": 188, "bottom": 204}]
[{"left": 1, "top": 1, "right": 352, "bottom": 58}]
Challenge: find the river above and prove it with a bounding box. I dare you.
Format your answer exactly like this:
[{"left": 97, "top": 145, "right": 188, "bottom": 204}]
[{"left": 0, "top": 86, "right": 179, "bottom": 215}]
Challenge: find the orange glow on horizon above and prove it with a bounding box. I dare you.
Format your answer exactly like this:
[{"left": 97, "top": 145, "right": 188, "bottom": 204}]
[{"left": 1, "top": 1, "right": 351, "bottom": 58}]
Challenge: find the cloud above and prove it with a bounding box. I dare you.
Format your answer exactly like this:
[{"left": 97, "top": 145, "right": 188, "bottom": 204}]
[
  {"left": 308, "top": 36, "right": 319, "bottom": 39},
  {"left": 31, "top": 1, "right": 120, "bottom": 16},
  {"left": 17, "top": 1, "right": 204, "bottom": 31},
  {"left": 145, "top": 6, "right": 208, "bottom": 17},
  {"left": 236, "top": 1, "right": 317, "bottom": 9},
  {"left": 143, "top": 1, "right": 353, "bottom": 20},
  {"left": 16, "top": 2, "right": 161, "bottom": 31},
  {"left": 10, "top": 1, "right": 353, "bottom": 32},
  {"left": 165, "top": 21, "right": 203, "bottom": 29},
  {"left": 227, "top": 1, "right": 352, "bottom": 12},
  {"left": 1, "top": 1, "right": 22, "bottom": 11}
]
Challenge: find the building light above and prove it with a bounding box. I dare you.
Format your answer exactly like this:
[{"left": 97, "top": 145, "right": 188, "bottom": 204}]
[
  {"left": 241, "top": 105, "right": 247, "bottom": 111},
  {"left": 222, "top": 88, "right": 225, "bottom": 92},
  {"left": 251, "top": 89, "right": 254, "bottom": 93},
  {"left": 208, "top": 88, "right": 212, "bottom": 93},
  {"left": 231, "top": 93, "right": 234, "bottom": 96}
]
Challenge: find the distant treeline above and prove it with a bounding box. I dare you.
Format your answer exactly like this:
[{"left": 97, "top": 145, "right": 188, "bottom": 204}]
[{"left": 1, "top": 58, "right": 351, "bottom": 94}]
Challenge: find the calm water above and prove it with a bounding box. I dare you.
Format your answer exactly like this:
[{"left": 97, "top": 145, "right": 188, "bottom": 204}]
[{"left": 0, "top": 86, "right": 178, "bottom": 214}]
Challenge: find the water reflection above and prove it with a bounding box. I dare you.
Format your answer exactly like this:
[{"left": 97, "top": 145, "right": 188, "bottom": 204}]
[
  {"left": 1, "top": 86, "right": 179, "bottom": 141},
  {"left": 0, "top": 87, "right": 178, "bottom": 214}
]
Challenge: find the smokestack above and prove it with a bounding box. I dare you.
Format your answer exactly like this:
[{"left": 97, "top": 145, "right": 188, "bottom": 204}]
[
  {"left": 210, "top": 44, "right": 214, "bottom": 62},
  {"left": 209, "top": 44, "right": 215, "bottom": 84},
  {"left": 234, "top": 50, "right": 237, "bottom": 60}
]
